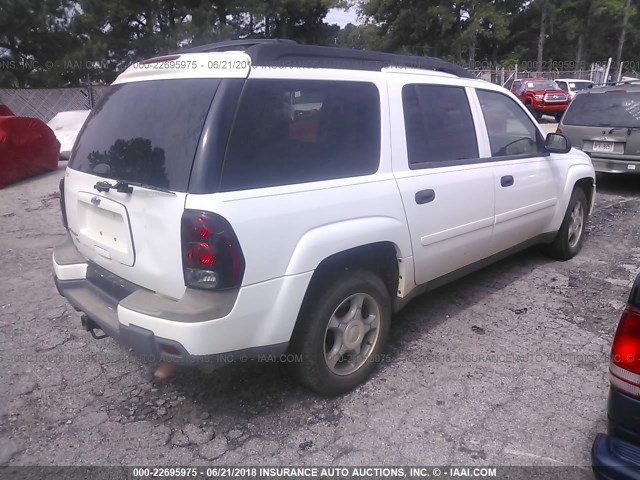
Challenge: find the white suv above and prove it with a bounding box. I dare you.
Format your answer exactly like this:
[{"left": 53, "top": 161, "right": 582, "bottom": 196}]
[{"left": 53, "top": 40, "right": 596, "bottom": 395}]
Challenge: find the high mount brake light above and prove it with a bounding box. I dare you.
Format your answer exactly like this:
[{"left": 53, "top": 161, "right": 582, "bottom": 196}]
[
  {"left": 140, "top": 55, "right": 181, "bottom": 65},
  {"left": 180, "top": 211, "right": 245, "bottom": 290}
]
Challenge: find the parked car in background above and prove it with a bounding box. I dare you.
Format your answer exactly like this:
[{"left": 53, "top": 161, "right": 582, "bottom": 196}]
[
  {"left": 558, "top": 82, "right": 640, "bottom": 174},
  {"left": 47, "top": 110, "right": 90, "bottom": 160},
  {"left": 53, "top": 40, "right": 595, "bottom": 396},
  {"left": 511, "top": 78, "right": 570, "bottom": 121},
  {"left": 592, "top": 272, "right": 640, "bottom": 480},
  {"left": 555, "top": 78, "right": 594, "bottom": 100}
]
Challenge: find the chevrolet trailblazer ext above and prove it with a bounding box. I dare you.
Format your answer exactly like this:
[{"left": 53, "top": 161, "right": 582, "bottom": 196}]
[{"left": 53, "top": 40, "right": 595, "bottom": 396}]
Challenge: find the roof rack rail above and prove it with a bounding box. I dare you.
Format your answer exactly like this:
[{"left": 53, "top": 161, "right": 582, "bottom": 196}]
[
  {"left": 172, "top": 39, "right": 472, "bottom": 78},
  {"left": 589, "top": 79, "right": 640, "bottom": 88},
  {"left": 177, "top": 38, "right": 298, "bottom": 54}
]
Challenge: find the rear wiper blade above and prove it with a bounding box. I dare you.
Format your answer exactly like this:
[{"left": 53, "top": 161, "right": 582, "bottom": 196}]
[{"left": 93, "top": 180, "right": 175, "bottom": 195}]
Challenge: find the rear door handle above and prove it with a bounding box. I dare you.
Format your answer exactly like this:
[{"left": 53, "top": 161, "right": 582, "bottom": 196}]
[
  {"left": 501, "top": 175, "right": 514, "bottom": 187},
  {"left": 415, "top": 189, "right": 436, "bottom": 204}
]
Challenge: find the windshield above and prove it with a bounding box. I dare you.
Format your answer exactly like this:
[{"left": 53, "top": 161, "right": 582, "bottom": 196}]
[
  {"left": 563, "top": 91, "right": 640, "bottom": 127},
  {"left": 69, "top": 79, "right": 221, "bottom": 191},
  {"left": 526, "top": 81, "right": 559, "bottom": 90},
  {"left": 570, "top": 81, "right": 592, "bottom": 91}
]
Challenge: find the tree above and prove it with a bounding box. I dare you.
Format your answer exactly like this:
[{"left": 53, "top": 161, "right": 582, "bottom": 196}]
[
  {"left": 0, "top": 0, "right": 76, "bottom": 87},
  {"left": 615, "top": 0, "right": 633, "bottom": 80}
]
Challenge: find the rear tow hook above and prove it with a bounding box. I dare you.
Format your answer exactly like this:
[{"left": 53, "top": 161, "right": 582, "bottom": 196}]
[{"left": 81, "top": 314, "right": 109, "bottom": 340}]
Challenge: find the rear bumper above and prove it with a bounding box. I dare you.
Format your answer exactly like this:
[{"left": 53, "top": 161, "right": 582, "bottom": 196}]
[
  {"left": 54, "top": 275, "right": 288, "bottom": 365},
  {"left": 53, "top": 235, "right": 311, "bottom": 364},
  {"left": 608, "top": 387, "right": 640, "bottom": 445},
  {"left": 589, "top": 156, "right": 640, "bottom": 174},
  {"left": 531, "top": 103, "right": 568, "bottom": 112},
  {"left": 592, "top": 434, "right": 640, "bottom": 480},
  {"left": 591, "top": 388, "right": 640, "bottom": 480}
]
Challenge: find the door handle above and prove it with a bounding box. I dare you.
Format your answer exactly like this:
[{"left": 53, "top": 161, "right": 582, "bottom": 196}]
[
  {"left": 500, "top": 175, "right": 514, "bottom": 187},
  {"left": 415, "top": 189, "right": 436, "bottom": 204}
]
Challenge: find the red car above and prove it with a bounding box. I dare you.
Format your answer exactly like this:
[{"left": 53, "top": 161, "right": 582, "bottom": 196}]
[{"left": 511, "top": 78, "right": 570, "bottom": 121}]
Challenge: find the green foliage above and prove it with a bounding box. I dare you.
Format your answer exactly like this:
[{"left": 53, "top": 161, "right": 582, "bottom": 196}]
[
  {"left": 0, "top": 0, "right": 77, "bottom": 86},
  {"left": 0, "top": 0, "right": 343, "bottom": 86},
  {"left": 355, "top": 0, "right": 638, "bottom": 70},
  {"left": 1, "top": 0, "right": 638, "bottom": 87}
]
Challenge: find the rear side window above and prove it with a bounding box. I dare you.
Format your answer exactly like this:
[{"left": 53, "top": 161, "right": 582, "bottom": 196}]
[
  {"left": 563, "top": 91, "right": 640, "bottom": 127},
  {"left": 402, "top": 84, "right": 478, "bottom": 166},
  {"left": 70, "top": 79, "right": 220, "bottom": 191},
  {"left": 477, "top": 89, "right": 545, "bottom": 157},
  {"left": 221, "top": 80, "right": 380, "bottom": 191}
]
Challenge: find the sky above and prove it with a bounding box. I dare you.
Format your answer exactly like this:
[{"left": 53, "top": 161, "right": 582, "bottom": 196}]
[{"left": 325, "top": 6, "right": 361, "bottom": 27}]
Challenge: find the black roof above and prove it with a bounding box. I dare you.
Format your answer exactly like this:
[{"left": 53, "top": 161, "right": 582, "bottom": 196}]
[{"left": 176, "top": 39, "right": 472, "bottom": 78}]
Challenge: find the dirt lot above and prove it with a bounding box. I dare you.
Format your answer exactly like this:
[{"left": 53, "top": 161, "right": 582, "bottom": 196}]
[{"left": 1, "top": 157, "right": 639, "bottom": 473}]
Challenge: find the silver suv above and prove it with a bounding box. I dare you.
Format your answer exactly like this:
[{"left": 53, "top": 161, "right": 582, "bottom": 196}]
[{"left": 559, "top": 82, "right": 640, "bottom": 174}]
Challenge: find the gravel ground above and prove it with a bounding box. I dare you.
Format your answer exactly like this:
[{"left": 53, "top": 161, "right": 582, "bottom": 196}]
[{"left": 1, "top": 159, "right": 639, "bottom": 473}]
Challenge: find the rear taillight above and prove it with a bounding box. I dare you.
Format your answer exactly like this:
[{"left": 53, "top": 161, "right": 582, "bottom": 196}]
[
  {"left": 180, "top": 211, "right": 245, "bottom": 290},
  {"left": 610, "top": 305, "right": 640, "bottom": 397},
  {"left": 59, "top": 177, "right": 68, "bottom": 229}
]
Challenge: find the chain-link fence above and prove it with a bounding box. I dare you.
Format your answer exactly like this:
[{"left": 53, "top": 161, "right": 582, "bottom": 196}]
[
  {"left": 469, "top": 64, "right": 639, "bottom": 87},
  {"left": 0, "top": 85, "right": 110, "bottom": 123}
]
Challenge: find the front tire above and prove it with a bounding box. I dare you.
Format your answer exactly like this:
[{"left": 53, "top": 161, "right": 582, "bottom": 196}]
[
  {"left": 527, "top": 103, "right": 542, "bottom": 120},
  {"left": 288, "top": 267, "right": 391, "bottom": 396},
  {"left": 546, "top": 188, "right": 588, "bottom": 260}
]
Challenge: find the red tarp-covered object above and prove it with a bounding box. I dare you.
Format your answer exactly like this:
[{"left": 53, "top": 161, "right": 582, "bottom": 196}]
[
  {"left": 0, "top": 105, "right": 14, "bottom": 116},
  {"left": 0, "top": 116, "right": 60, "bottom": 188}
]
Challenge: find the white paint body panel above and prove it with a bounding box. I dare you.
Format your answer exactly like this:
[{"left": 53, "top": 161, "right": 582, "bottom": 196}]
[{"left": 64, "top": 169, "right": 187, "bottom": 300}]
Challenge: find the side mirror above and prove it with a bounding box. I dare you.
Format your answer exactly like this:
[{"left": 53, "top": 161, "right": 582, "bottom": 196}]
[{"left": 545, "top": 133, "right": 571, "bottom": 154}]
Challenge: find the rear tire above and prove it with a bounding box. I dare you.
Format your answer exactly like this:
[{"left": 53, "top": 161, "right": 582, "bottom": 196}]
[
  {"left": 546, "top": 188, "right": 588, "bottom": 260},
  {"left": 288, "top": 267, "right": 391, "bottom": 396}
]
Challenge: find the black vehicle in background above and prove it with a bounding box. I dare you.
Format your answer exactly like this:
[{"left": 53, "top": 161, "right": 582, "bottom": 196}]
[{"left": 592, "top": 272, "right": 640, "bottom": 479}]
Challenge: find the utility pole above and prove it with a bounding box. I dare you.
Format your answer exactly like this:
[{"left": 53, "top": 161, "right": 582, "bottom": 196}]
[
  {"left": 615, "top": 0, "right": 632, "bottom": 82},
  {"left": 537, "top": 1, "right": 548, "bottom": 75}
]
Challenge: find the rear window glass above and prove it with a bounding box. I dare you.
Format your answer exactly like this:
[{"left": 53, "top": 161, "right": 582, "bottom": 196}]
[
  {"left": 563, "top": 91, "right": 640, "bottom": 127},
  {"left": 570, "top": 81, "right": 592, "bottom": 91},
  {"left": 70, "top": 79, "right": 220, "bottom": 191},
  {"left": 221, "top": 79, "right": 380, "bottom": 191}
]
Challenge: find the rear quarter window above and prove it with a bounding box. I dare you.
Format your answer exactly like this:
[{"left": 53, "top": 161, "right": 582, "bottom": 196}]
[{"left": 220, "top": 79, "right": 381, "bottom": 191}]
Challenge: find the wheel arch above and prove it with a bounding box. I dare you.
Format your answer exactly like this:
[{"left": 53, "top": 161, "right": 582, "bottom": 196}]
[
  {"left": 287, "top": 240, "right": 405, "bottom": 345},
  {"left": 550, "top": 164, "right": 595, "bottom": 230}
]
